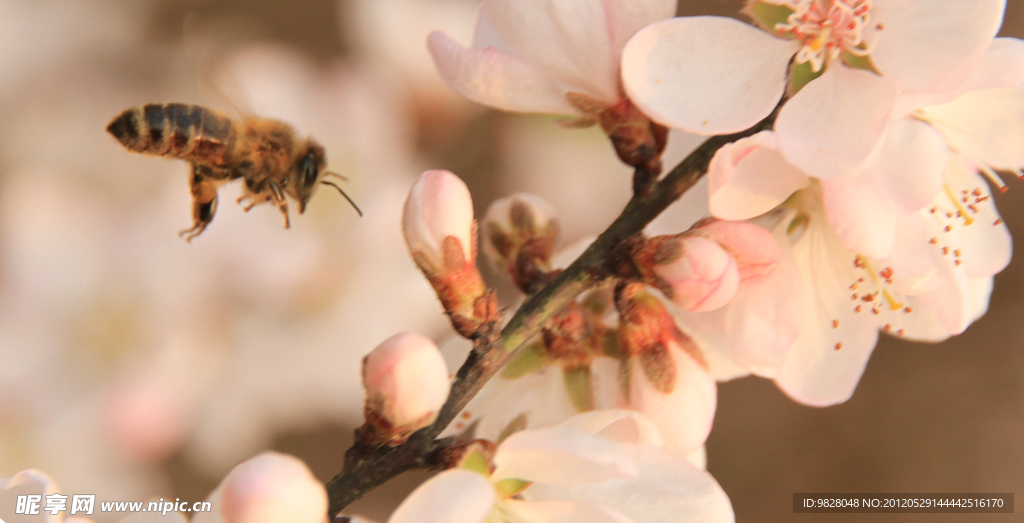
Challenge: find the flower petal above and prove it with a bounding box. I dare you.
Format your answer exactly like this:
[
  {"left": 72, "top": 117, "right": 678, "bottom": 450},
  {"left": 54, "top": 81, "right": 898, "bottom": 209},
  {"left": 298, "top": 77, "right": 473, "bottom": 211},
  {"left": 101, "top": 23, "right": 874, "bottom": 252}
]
[
  {"left": 920, "top": 87, "right": 1024, "bottom": 170},
  {"left": 696, "top": 220, "right": 781, "bottom": 283},
  {"left": 428, "top": 31, "right": 579, "bottom": 115},
  {"left": 821, "top": 172, "right": 900, "bottom": 259},
  {"left": 942, "top": 163, "right": 1012, "bottom": 277},
  {"left": 871, "top": 118, "right": 947, "bottom": 214},
  {"left": 493, "top": 426, "right": 638, "bottom": 486},
  {"left": 504, "top": 499, "right": 635, "bottom": 523},
  {"left": 626, "top": 347, "right": 717, "bottom": 456},
  {"left": 388, "top": 469, "right": 495, "bottom": 523},
  {"left": 871, "top": 0, "right": 1005, "bottom": 92},
  {"left": 952, "top": 37, "right": 1024, "bottom": 95},
  {"left": 967, "top": 276, "right": 995, "bottom": 323},
  {"left": 776, "top": 66, "right": 899, "bottom": 179},
  {"left": 622, "top": 16, "right": 797, "bottom": 134},
  {"left": 775, "top": 216, "right": 880, "bottom": 407},
  {"left": 556, "top": 410, "right": 664, "bottom": 447},
  {"left": 525, "top": 444, "right": 734, "bottom": 523},
  {"left": 708, "top": 131, "right": 809, "bottom": 221},
  {"left": 720, "top": 217, "right": 803, "bottom": 374},
  {"left": 481, "top": 0, "right": 621, "bottom": 102},
  {"left": 603, "top": 0, "right": 679, "bottom": 65}
]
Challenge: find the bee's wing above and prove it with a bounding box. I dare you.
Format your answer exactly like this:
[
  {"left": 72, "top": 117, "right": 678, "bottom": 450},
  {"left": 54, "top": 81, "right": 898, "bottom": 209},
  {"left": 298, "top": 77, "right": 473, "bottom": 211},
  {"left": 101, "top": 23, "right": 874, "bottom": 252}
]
[{"left": 182, "top": 19, "right": 254, "bottom": 119}]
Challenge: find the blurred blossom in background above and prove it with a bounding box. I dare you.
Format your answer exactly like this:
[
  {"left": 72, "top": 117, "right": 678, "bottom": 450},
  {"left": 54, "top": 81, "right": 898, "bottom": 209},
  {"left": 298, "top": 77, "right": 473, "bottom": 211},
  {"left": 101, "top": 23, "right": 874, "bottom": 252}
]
[{"left": 0, "top": 1, "right": 1022, "bottom": 522}]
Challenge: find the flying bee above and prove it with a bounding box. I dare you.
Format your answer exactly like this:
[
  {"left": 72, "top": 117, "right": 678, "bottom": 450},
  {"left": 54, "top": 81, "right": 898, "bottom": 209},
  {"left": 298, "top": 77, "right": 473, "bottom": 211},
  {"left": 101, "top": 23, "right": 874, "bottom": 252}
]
[{"left": 106, "top": 103, "right": 361, "bottom": 241}]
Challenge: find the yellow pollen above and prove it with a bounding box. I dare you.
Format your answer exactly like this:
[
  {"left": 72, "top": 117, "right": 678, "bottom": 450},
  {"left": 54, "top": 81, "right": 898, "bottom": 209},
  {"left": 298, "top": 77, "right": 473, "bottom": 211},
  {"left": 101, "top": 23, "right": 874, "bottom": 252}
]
[
  {"left": 809, "top": 27, "right": 832, "bottom": 52},
  {"left": 882, "top": 289, "right": 905, "bottom": 311},
  {"left": 943, "top": 185, "right": 975, "bottom": 226}
]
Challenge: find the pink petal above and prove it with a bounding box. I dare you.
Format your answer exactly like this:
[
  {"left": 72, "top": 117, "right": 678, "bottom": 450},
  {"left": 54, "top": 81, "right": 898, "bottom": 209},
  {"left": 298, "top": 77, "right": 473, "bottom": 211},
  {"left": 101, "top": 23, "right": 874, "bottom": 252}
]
[
  {"left": 775, "top": 217, "right": 881, "bottom": 407},
  {"left": 871, "top": 119, "right": 947, "bottom": 214},
  {"left": 708, "top": 131, "right": 810, "bottom": 221},
  {"left": 626, "top": 347, "right": 717, "bottom": 455},
  {"left": 942, "top": 162, "right": 1012, "bottom": 278},
  {"left": 921, "top": 87, "right": 1024, "bottom": 170},
  {"left": 524, "top": 445, "right": 734, "bottom": 523},
  {"left": 821, "top": 172, "right": 900, "bottom": 259},
  {"left": 697, "top": 220, "right": 781, "bottom": 283},
  {"left": 656, "top": 236, "right": 740, "bottom": 312},
  {"left": 871, "top": 0, "right": 1005, "bottom": 92},
  {"left": 472, "top": 3, "right": 511, "bottom": 51},
  {"left": 481, "top": 0, "right": 622, "bottom": 102},
  {"left": 603, "top": 0, "right": 679, "bottom": 65},
  {"left": 621, "top": 17, "right": 798, "bottom": 134},
  {"left": 428, "top": 31, "right": 579, "bottom": 115},
  {"left": 389, "top": 470, "right": 495, "bottom": 523},
  {"left": 504, "top": 499, "right": 635, "bottom": 523},
  {"left": 557, "top": 410, "right": 664, "bottom": 447},
  {"left": 776, "top": 66, "right": 899, "bottom": 179},
  {"left": 908, "top": 218, "right": 973, "bottom": 336},
  {"left": 720, "top": 220, "right": 803, "bottom": 373},
  {"left": 943, "top": 37, "right": 1024, "bottom": 99},
  {"left": 493, "top": 426, "right": 638, "bottom": 486}
]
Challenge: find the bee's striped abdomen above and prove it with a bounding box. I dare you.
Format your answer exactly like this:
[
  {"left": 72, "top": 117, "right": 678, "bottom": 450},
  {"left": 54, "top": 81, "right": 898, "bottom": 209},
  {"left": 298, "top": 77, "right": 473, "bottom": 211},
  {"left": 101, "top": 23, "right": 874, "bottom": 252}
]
[{"left": 107, "top": 103, "right": 235, "bottom": 167}]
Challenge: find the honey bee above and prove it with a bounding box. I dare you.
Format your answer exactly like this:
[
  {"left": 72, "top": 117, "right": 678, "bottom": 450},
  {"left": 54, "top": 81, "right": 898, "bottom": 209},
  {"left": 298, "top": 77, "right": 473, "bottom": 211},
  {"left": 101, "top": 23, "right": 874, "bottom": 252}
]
[{"left": 107, "top": 103, "right": 361, "bottom": 241}]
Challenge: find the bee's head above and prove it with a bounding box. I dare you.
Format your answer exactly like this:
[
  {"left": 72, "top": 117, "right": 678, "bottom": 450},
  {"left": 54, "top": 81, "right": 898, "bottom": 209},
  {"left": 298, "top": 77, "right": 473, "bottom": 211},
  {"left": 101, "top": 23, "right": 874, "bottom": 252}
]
[
  {"left": 289, "top": 139, "right": 362, "bottom": 217},
  {"left": 291, "top": 141, "right": 327, "bottom": 214}
]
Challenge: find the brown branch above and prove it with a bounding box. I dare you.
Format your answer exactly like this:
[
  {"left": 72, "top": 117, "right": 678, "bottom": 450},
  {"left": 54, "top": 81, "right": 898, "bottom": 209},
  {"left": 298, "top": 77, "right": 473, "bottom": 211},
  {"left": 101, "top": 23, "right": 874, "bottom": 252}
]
[{"left": 326, "top": 112, "right": 777, "bottom": 517}]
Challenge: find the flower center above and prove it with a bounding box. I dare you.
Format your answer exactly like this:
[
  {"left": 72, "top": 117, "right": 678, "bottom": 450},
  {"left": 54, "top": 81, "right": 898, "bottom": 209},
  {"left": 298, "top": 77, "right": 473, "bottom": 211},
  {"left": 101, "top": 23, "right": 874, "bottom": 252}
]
[{"left": 776, "top": 0, "right": 873, "bottom": 72}]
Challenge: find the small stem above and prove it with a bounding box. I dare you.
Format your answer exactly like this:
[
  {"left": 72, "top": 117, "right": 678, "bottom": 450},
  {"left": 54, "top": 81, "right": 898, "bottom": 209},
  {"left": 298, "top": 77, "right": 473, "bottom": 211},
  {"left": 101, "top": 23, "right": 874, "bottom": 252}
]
[{"left": 326, "top": 112, "right": 777, "bottom": 516}]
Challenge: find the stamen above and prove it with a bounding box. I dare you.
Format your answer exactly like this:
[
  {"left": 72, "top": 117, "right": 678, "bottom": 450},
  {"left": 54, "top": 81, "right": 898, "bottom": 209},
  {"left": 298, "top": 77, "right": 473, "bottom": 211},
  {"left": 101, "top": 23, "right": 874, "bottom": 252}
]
[
  {"left": 978, "top": 164, "right": 1008, "bottom": 192},
  {"left": 778, "top": 0, "right": 873, "bottom": 71},
  {"left": 943, "top": 185, "right": 975, "bottom": 226},
  {"left": 854, "top": 255, "right": 905, "bottom": 311}
]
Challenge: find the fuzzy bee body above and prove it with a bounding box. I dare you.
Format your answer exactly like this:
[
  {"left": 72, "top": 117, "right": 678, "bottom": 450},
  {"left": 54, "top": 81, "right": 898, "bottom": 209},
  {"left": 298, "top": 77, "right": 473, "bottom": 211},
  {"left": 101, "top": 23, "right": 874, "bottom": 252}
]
[{"left": 107, "top": 103, "right": 359, "bottom": 241}]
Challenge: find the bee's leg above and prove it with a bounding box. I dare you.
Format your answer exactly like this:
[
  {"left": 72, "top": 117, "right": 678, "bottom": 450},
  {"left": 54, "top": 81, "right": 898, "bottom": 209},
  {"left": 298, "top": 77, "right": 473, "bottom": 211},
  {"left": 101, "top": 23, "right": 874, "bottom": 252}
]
[
  {"left": 179, "top": 164, "right": 219, "bottom": 242},
  {"left": 267, "top": 180, "right": 291, "bottom": 229}
]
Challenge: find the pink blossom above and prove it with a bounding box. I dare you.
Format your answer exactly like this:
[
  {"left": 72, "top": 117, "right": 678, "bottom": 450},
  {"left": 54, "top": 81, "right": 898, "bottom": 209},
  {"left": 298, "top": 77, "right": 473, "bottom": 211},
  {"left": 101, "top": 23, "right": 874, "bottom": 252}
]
[{"left": 362, "top": 332, "right": 451, "bottom": 443}]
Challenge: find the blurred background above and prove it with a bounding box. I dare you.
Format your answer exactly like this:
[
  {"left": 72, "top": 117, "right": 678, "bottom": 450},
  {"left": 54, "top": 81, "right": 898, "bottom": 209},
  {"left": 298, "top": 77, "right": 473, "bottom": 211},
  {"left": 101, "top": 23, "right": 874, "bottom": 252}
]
[{"left": 0, "top": 0, "right": 1020, "bottom": 521}]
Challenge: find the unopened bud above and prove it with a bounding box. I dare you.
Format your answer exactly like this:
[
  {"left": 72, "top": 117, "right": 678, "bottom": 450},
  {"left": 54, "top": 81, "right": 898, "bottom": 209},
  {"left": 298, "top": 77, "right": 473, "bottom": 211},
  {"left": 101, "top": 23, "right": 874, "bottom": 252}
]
[
  {"left": 362, "top": 332, "right": 451, "bottom": 445},
  {"left": 402, "top": 170, "right": 496, "bottom": 337},
  {"left": 616, "top": 220, "right": 778, "bottom": 312},
  {"left": 618, "top": 233, "right": 738, "bottom": 312},
  {"left": 692, "top": 218, "right": 780, "bottom": 283},
  {"left": 203, "top": 452, "right": 327, "bottom": 523},
  {"left": 482, "top": 194, "right": 560, "bottom": 293}
]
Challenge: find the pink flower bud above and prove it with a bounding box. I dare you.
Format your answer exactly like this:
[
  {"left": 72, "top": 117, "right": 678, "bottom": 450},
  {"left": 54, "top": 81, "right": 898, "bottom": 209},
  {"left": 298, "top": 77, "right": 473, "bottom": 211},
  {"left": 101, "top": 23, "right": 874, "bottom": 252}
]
[
  {"left": 403, "top": 170, "right": 475, "bottom": 269},
  {"left": 482, "top": 193, "right": 560, "bottom": 292},
  {"left": 633, "top": 234, "right": 739, "bottom": 312},
  {"left": 402, "top": 170, "right": 495, "bottom": 337},
  {"left": 362, "top": 332, "right": 451, "bottom": 445},
  {"left": 214, "top": 452, "right": 327, "bottom": 523},
  {"left": 692, "top": 219, "right": 780, "bottom": 284}
]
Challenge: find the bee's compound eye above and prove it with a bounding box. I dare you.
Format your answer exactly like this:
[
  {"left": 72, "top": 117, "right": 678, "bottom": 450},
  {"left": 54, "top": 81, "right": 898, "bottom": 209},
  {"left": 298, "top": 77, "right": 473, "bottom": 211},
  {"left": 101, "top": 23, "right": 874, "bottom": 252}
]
[{"left": 302, "top": 153, "right": 320, "bottom": 189}]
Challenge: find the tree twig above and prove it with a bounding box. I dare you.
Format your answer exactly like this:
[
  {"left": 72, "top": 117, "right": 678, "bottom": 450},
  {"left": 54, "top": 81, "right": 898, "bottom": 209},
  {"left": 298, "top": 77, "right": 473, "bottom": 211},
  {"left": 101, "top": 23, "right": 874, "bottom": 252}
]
[{"left": 326, "top": 113, "right": 776, "bottom": 516}]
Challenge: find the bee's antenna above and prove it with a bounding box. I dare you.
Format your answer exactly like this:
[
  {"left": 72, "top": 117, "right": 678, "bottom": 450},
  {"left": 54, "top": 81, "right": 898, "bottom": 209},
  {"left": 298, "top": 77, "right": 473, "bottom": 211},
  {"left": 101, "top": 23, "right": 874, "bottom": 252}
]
[
  {"left": 324, "top": 170, "right": 349, "bottom": 181},
  {"left": 321, "top": 181, "right": 363, "bottom": 217}
]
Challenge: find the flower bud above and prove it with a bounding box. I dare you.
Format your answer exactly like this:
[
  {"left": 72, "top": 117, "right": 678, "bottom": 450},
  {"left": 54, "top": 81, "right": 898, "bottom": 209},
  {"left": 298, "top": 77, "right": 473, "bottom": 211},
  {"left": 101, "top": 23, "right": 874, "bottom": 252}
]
[
  {"left": 614, "top": 283, "right": 716, "bottom": 455},
  {"left": 691, "top": 218, "right": 780, "bottom": 284},
  {"left": 362, "top": 332, "right": 451, "bottom": 445},
  {"left": 402, "top": 170, "right": 496, "bottom": 337},
  {"left": 202, "top": 452, "right": 327, "bottom": 523},
  {"left": 482, "top": 193, "right": 560, "bottom": 293},
  {"left": 619, "top": 233, "right": 739, "bottom": 312},
  {"left": 616, "top": 220, "right": 779, "bottom": 312}
]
